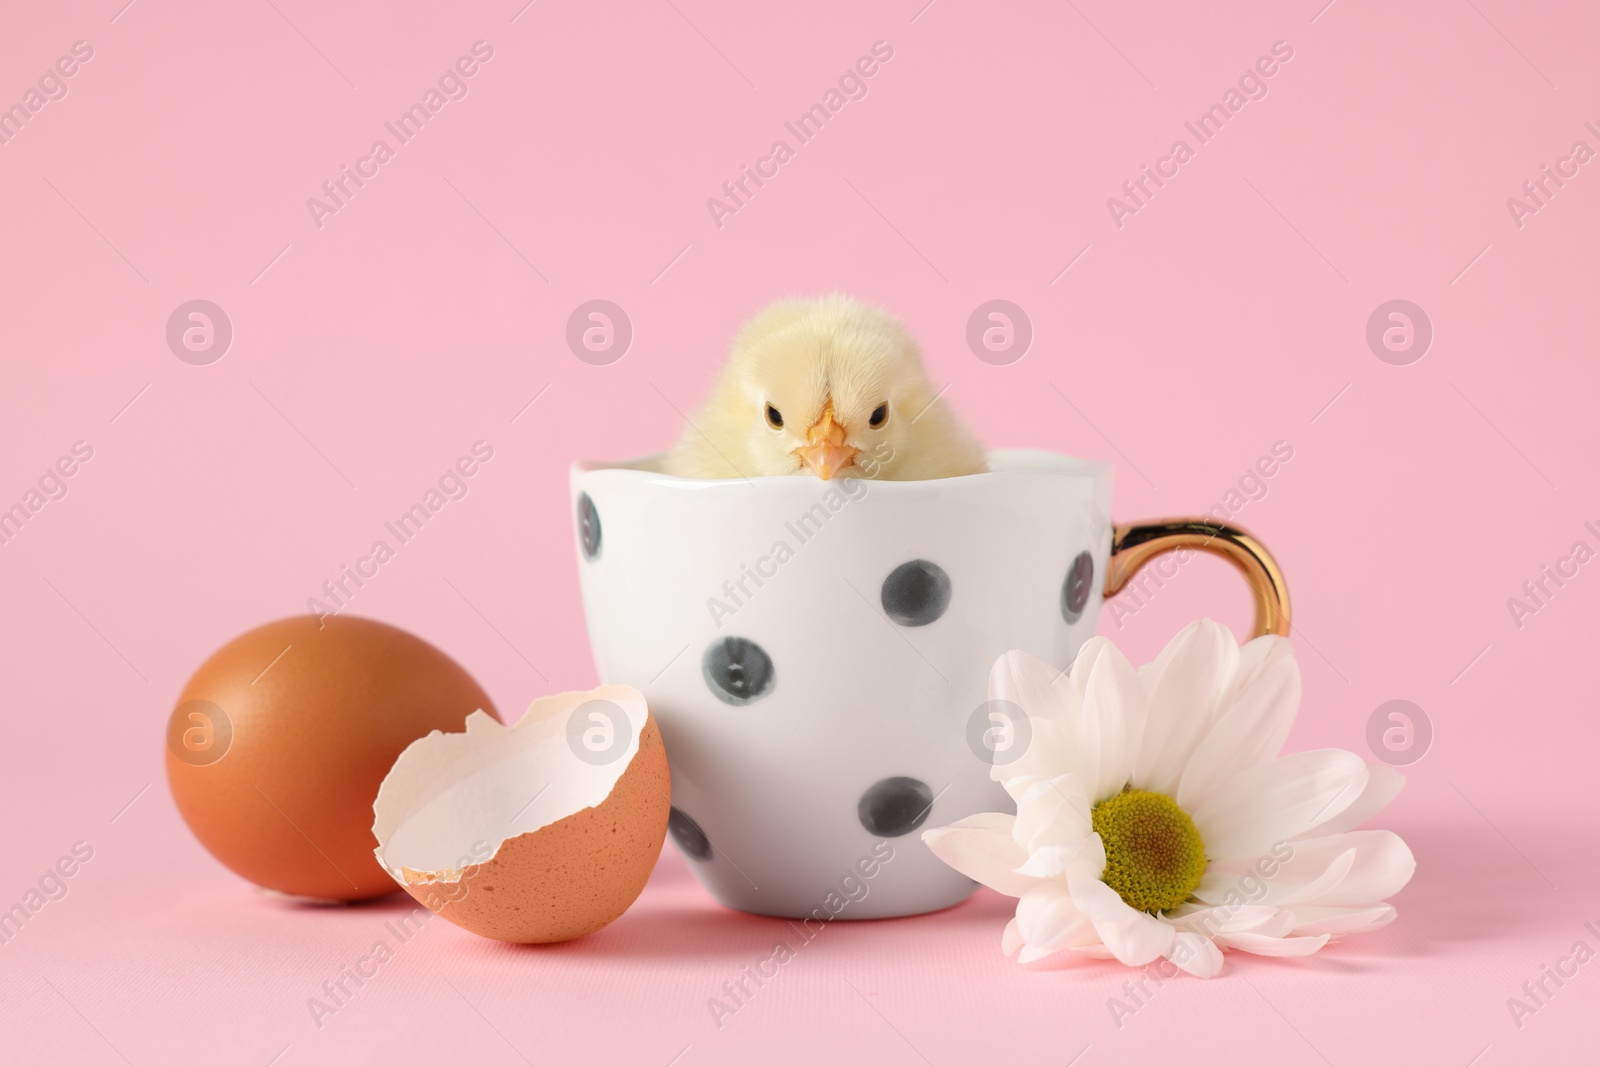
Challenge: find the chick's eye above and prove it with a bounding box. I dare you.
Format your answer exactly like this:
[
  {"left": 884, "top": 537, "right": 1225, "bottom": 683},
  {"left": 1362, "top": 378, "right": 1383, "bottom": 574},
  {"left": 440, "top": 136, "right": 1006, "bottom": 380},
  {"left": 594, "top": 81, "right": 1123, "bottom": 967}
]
[
  {"left": 765, "top": 404, "right": 784, "bottom": 429},
  {"left": 869, "top": 403, "right": 888, "bottom": 428}
]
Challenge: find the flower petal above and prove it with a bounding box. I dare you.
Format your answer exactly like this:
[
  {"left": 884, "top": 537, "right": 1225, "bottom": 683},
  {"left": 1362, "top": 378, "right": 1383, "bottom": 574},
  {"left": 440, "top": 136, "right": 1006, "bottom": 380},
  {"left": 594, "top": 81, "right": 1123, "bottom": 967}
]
[
  {"left": 1064, "top": 838, "right": 1176, "bottom": 966},
  {"left": 1014, "top": 882, "right": 1097, "bottom": 953},
  {"left": 921, "top": 813, "right": 1041, "bottom": 898},
  {"left": 990, "top": 649, "right": 1076, "bottom": 727},
  {"left": 1175, "top": 654, "right": 1300, "bottom": 810},
  {"left": 1190, "top": 748, "right": 1368, "bottom": 861},
  {"left": 1198, "top": 829, "right": 1414, "bottom": 912},
  {"left": 1013, "top": 775, "right": 1093, "bottom": 851},
  {"left": 1001, "top": 917, "right": 1024, "bottom": 956},
  {"left": 1279, "top": 831, "right": 1415, "bottom": 907},
  {"left": 1303, "top": 763, "right": 1405, "bottom": 837},
  {"left": 1015, "top": 840, "right": 1096, "bottom": 878},
  {"left": 1285, "top": 904, "right": 1397, "bottom": 936},
  {"left": 1074, "top": 639, "right": 1145, "bottom": 802},
  {"left": 1135, "top": 620, "right": 1241, "bottom": 795},
  {"left": 1171, "top": 903, "right": 1284, "bottom": 937},
  {"left": 988, "top": 652, "right": 1085, "bottom": 788},
  {"left": 1067, "top": 636, "right": 1117, "bottom": 696},
  {"left": 1273, "top": 848, "right": 1357, "bottom": 907},
  {"left": 993, "top": 719, "right": 1078, "bottom": 798},
  {"left": 1217, "top": 931, "right": 1330, "bottom": 957},
  {"left": 1167, "top": 931, "right": 1225, "bottom": 978},
  {"left": 1227, "top": 634, "right": 1295, "bottom": 702},
  {"left": 1196, "top": 846, "right": 1344, "bottom": 908},
  {"left": 1068, "top": 875, "right": 1177, "bottom": 966}
]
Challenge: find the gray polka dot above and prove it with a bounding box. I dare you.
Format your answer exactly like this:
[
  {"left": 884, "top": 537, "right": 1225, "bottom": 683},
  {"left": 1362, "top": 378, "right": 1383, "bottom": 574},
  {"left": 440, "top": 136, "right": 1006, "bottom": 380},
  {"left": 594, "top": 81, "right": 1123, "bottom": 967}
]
[
  {"left": 857, "top": 777, "right": 935, "bottom": 837},
  {"left": 577, "top": 492, "right": 601, "bottom": 560},
  {"left": 1062, "top": 551, "right": 1094, "bottom": 623},
  {"left": 880, "top": 560, "right": 951, "bottom": 627},
  {"left": 668, "top": 807, "right": 712, "bottom": 861},
  {"left": 702, "top": 637, "right": 775, "bottom": 706}
]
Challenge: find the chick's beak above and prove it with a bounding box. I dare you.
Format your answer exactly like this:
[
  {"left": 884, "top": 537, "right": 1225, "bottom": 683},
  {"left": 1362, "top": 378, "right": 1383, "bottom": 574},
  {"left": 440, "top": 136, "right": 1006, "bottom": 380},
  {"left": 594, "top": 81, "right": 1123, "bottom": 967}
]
[{"left": 794, "top": 402, "right": 860, "bottom": 480}]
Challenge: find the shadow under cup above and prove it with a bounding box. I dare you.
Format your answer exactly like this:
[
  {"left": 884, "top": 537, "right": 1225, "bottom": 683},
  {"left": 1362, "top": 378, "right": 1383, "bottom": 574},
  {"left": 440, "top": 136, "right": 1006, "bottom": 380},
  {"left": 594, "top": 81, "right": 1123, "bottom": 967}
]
[{"left": 570, "top": 449, "right": 1114, "bottom": 919}]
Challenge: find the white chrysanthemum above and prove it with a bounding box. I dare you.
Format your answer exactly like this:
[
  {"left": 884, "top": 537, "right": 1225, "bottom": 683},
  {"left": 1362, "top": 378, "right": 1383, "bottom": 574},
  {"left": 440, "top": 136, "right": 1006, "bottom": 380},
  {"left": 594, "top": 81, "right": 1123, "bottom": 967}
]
[{"left": 923, "top": 620, "right": 1414, "bottom": 977}]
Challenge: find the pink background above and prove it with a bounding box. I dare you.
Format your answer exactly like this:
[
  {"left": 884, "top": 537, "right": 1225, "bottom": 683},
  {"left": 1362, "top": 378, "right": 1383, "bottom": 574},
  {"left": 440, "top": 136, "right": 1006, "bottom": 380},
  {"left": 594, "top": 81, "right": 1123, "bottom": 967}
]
[{"left": 3, "top": 0, "right": 1597, "bottom": 1063}]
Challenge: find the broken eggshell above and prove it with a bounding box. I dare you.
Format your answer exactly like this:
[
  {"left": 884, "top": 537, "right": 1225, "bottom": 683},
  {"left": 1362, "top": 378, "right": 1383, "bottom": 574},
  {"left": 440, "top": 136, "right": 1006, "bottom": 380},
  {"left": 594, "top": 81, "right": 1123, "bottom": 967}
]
[{"left": 372, "top": 685, "right": 670, "bottom": 943}]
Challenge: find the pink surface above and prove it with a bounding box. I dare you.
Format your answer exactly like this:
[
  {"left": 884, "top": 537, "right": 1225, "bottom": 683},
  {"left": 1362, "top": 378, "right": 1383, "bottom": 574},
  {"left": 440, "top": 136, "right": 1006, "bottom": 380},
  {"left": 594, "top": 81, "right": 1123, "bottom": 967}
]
[{"left": 2, "top": 0, "right": 1596, "bottom": 1063}]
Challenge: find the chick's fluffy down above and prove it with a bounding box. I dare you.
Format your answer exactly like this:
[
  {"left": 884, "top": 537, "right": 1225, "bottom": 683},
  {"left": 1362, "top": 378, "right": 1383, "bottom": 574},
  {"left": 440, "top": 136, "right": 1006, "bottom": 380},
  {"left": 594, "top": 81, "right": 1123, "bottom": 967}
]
[{"left": 664, "top": 295, "right": 987, "bottom": 481}]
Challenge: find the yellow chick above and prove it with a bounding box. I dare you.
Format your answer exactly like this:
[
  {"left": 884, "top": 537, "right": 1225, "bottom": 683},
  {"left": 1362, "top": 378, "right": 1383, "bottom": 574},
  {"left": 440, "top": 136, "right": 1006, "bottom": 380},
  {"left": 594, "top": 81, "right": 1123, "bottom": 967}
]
[{"left": 663, "top": 295, "right": 987, "bottom": 481}]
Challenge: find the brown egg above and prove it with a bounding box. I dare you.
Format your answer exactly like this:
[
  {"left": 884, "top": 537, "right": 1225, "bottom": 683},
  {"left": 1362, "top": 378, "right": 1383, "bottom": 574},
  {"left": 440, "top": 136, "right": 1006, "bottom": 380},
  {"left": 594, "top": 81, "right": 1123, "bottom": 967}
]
[
  {"left": 372, "top": 686, "right": 670, "bottom": 942},
  {"left": 166, "top": 615, "right": 498, "bottom": 901}
]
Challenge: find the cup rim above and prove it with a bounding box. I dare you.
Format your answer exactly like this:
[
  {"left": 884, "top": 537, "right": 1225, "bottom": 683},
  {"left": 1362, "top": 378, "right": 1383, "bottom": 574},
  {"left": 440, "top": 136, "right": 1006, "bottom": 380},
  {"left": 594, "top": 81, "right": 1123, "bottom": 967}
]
[{"left": 570, "top": 448, "right": 1112, "bottom": 489}]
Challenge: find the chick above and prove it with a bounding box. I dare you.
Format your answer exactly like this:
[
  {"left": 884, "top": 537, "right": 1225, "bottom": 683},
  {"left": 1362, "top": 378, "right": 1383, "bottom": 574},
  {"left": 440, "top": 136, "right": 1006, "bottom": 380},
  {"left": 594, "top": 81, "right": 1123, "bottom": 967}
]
[{"left": 663, "top": 296, "right": 987, "bottom": 481}]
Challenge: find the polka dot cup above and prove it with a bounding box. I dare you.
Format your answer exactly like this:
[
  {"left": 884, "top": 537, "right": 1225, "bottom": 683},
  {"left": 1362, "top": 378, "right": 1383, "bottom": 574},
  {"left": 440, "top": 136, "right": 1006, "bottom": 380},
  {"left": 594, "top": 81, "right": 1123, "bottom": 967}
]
[{"left": 569, "top": 450, "right": 1288, "bottom": 918}]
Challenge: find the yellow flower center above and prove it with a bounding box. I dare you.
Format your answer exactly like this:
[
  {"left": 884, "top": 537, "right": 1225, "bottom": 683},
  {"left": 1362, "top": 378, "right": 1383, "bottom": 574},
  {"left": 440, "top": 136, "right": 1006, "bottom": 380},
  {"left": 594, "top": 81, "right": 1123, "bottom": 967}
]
[{"left": 1091, "top": 787, "right": 1207, "bottom": 915}]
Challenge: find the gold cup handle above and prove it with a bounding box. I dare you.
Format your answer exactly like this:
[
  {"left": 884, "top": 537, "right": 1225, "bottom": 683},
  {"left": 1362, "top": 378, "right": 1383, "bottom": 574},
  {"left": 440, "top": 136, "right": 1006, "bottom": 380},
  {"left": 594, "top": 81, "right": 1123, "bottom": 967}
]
[{"left": 1104, "top": 519, "right": 1291, "bottom": 639}]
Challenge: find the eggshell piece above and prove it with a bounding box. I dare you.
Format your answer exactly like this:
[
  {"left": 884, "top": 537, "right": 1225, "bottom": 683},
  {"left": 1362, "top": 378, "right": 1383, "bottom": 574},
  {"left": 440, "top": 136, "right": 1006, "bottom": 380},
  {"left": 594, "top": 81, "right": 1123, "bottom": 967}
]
[{"left": 373, "top": 685, "right": 670, "bottom": 943}]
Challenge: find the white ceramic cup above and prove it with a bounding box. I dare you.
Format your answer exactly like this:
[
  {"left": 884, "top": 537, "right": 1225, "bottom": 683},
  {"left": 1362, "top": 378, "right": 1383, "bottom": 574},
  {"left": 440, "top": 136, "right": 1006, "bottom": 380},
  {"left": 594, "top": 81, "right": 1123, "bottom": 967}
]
[{"left": 569, "top": 450, "right": 1288, "bottom": 919}]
